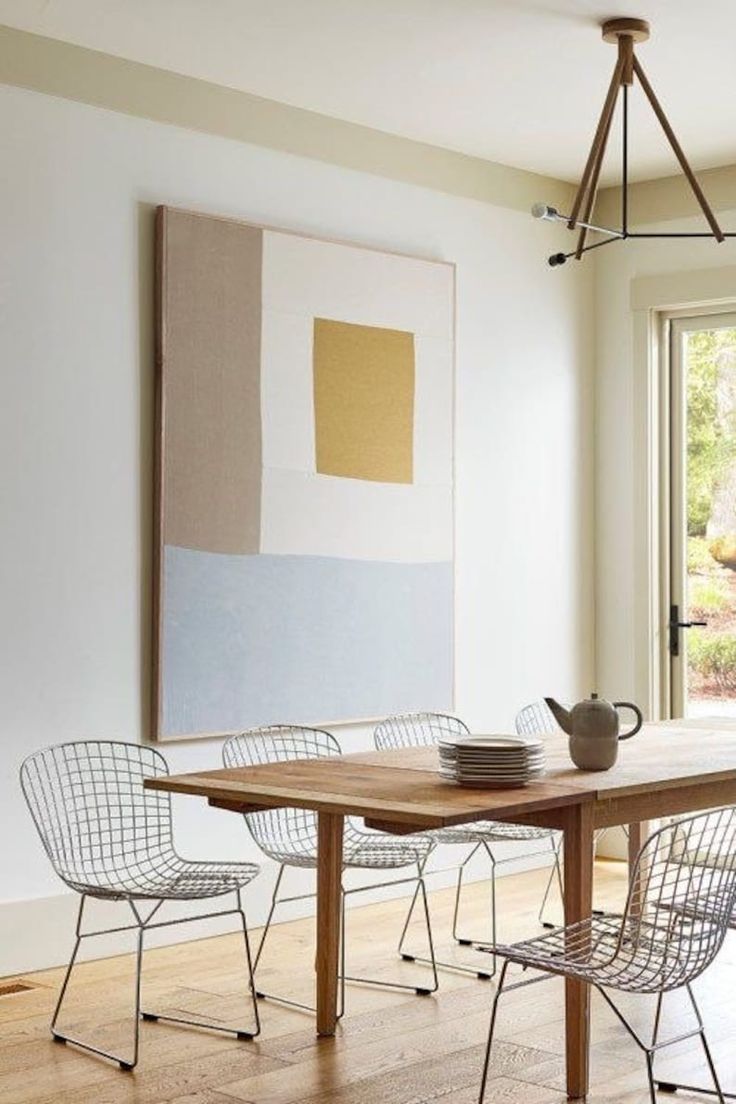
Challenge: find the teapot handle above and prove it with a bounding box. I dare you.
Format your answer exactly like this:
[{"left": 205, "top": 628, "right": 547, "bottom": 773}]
[{"left": 614, "top": 701, "right": 643, "bottom": 740}]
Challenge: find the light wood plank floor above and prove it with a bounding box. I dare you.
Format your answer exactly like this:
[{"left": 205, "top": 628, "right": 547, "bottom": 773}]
[{"left": 2, "top": 861, "right": 734, "bottom": 1104}]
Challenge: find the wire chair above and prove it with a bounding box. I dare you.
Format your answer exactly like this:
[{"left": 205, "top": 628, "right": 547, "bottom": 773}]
[
  {"left": 20, "top": 741, "right": 261, "bottom": 1070},
  {"left": 222, "top": 725, "right": 438, "bottom": 1016},
  {"left": 656, "top": 865, "right": 736, "bottom": 1100},
  {"left": 478, "top": 807, "right": 736, "bottom": 1104},
  {"left": 515, "top": 699, "right": 631, "bottom": 927},
  {"left": 374, "top": 712, "right": 560, "bottom": 980}
]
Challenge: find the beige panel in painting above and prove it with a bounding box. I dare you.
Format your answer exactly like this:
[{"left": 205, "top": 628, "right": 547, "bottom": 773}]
[
  {"left": 159, "top": 207, "right": 262, "bottom": 553},
  {"left": 313, "top": 319, "right": 415, "bottom": 484}
]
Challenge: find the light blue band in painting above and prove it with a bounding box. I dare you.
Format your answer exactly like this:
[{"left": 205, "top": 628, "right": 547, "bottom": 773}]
[{"left": 162, "top": 546, "right": 453, "bottom": 738}]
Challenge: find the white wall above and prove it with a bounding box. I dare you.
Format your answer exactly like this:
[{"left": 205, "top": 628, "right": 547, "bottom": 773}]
[
  {"left": 0, "top": 82, "right": 594, "bottom": 973},
  {"left": 595, "top": 216, "right": 736, "bottom": 705}
]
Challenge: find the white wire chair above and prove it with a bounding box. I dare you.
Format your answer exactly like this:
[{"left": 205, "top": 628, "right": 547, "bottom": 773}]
[
  {"left": 222, "top": 725, "right": 438, "bottom": 1016},
  {"left": 374, "top": 712, "right": 561, "bottom": 980},
  {"left": 478, "top": 807, "right": 736, "bottom": 1104},
  {"left": 515, "top": 699, "right": 630, "bottom": 926},
  {"left": 20, "top": 740, "right": 261, "bottom": 1070}
]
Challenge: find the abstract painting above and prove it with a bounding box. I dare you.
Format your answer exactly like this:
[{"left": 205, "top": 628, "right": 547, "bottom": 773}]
[{"left": 153, "top": 206, "right": 454, "bottom": 740}]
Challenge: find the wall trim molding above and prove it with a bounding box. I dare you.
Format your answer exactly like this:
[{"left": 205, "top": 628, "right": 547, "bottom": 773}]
[
  {"left": 630, "top": 265, "right": 736, "bottom": 311},
  {"left": 599, "top": 165, "right": 736, "bottom": 227},
  {"left": 0, "top": 23, "right": 573, "bottom": 215}
]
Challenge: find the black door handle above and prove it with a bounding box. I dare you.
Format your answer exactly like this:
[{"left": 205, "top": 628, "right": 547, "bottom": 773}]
[{"left": 669, "top": 605, "right": 708, "bottom": 657}]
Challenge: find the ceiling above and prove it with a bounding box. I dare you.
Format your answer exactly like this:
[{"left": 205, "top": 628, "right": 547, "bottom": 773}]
[{"left": 2, "top": 0, "right": 735, "bottom": 185}]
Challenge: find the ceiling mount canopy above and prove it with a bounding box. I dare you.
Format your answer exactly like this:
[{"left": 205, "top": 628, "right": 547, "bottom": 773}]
[{"left": 535, "top": 17, "right": 735, "bottom": 267}]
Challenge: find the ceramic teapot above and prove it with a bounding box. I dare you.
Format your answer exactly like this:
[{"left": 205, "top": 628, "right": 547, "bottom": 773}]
[{"left": 544, "top": 693, "right": 643, "bottom": 771}]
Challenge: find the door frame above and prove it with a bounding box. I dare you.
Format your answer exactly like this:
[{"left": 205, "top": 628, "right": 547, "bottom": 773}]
[
  {"left": 662, "top": 308, "right": 736, "bottom": 718},
  {"left": 656, "top": 305, "right": 736, "bottom": 718},
  {"left": 603, "top": 267, "right": 736, "bottom": 727}
]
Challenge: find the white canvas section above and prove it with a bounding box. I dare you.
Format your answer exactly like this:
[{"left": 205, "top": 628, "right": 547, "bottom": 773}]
[
  {"left": 413, "top": 335, "right": 454, "bottom": 487},
  {"left": 260, "top": 468, "right": 452, "bottom": 562},
  {"left": 260, "top": 307, "right": 315, "bottom": 473},
  {"left": 262, "top": 230, "right": 453, "bottom": 340}
]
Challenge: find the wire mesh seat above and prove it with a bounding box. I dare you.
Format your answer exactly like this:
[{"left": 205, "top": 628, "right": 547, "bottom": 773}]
[
  {"left": 222, "top": 726, "right": 438, "bottom": 1015},
  {"left": 478, "top": 808, "right": 736, "bottom": 1104},
  {"left": 374, "top": 713, "right": 560, "bottom": 980},
  {"left": 20, "top": 741, "right": 261, "bottom": 1069}
]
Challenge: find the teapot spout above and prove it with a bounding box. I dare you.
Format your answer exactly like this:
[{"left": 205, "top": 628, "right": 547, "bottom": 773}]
[{"left": 544, "top": 697, "right": 573, "bottom": 735}]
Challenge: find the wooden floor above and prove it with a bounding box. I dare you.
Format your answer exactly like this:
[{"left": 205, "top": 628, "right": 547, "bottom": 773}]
[{"left": 2, "top": 861, "right": 735, "bottom": 1104}]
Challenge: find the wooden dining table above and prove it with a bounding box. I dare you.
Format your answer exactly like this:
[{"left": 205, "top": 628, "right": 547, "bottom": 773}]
[{"left": 146, "top": 719, "right": 736, "bottom": 1100}]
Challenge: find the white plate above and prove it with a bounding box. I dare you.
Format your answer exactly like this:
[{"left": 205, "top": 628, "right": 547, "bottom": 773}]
[
  {"left": 440, "top": 769, "right": 546, "bottom": 782},
  {"left": 441, "top": 750, "right": 549, "bottom": 759},
  {"left": 440, "top": 760, "right": 545, "bottom": 771},
  {"left": 440, "top": 776, "right": 536, "bottom": 789},
  {"left": 438, "top": 735, "right": 544, "bottom": 752},
  {"left": 439, "top": 756, "right": 546, "bottom": 769},
  {"left": 436, "top": 750, "right": 547, "bottom": 759}
]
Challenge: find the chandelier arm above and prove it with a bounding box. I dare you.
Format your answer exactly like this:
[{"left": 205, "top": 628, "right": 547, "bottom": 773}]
[
  {"left": 627, "top": 232, "right": 736, "bottom": 239},
  {"left": 632, "top": 56, "right": 725, "bottom": 243},
  {"left": 575, "top": 73, "right": 618, "bottom": 258},
  {"left": 549, "top": 233, "right": 623, "bottom": 266},
  {"left": 567, "top": 52, "right": 625, "bottom": 231}
]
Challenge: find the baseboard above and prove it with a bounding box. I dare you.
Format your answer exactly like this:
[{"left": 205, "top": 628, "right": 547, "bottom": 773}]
[{"left": 0, "top": 845, "right": 552, "bottom": 977}]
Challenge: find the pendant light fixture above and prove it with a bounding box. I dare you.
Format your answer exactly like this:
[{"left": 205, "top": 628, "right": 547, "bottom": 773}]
[{"left": 535, "top": 18, "right": 735, "bottom": 266}]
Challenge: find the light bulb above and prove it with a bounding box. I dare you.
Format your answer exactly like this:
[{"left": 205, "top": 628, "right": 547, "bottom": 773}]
[{"left": 531, "top": 203, "right": 560, "bottom": 222}]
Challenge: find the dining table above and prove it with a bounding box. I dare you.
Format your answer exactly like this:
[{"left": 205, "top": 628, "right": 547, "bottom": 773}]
[{"left": 145, "top": 718, "right": 736, "bottom": 1100}]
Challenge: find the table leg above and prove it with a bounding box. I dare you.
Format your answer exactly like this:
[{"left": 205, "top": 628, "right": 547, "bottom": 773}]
[
  {"left": 562, "top": 801, "right": 595, "bottom": 1100},
  {"left": 316, "top": 811, "right": 344, "bottom": 1036}
]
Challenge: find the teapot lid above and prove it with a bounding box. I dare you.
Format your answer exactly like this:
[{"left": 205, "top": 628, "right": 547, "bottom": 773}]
[{"left": 573, "top": 691, "right": 613, "bottom": 712}]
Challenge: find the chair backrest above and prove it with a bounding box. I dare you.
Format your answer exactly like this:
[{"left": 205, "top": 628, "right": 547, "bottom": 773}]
[
  {"left": 20, "top": 741, "right": 173, "bottom": 894},
  {"left": 374, "top": 712, "right": 469, "bottom": 750},
  {"left": 515, "top": 700, "right": 559, "bottom": 738},
  {"left": 622, "top": 807, "right": 736, "bottom": 990},
  {"left": 222, "top": 726, "right": 339, "bottom": 863}
]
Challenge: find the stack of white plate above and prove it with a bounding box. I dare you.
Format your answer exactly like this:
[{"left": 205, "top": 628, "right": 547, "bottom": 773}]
[{"left": 438, "top": 735, "right": 546, "bottom": 788}]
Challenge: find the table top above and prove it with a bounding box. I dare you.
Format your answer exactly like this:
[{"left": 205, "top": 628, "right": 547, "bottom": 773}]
[{"left": 145, "top": 721, "right": 736, "bottom": 830}]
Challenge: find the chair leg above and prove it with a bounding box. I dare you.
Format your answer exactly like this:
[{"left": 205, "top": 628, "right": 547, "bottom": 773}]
[
  {"left": 656, "top": 984, "right": 731, "bottom": 1101},
  {"left": 50, "top": 896, "right": 85, "bottom": 1042},
  {"left": 253, "top": 864, "right": 284, "bottom": 976},
  {"left": 599, "top": 982, "right": 735, "bottom": 1103},
  {"left": 645, "top": 1050, "right": 658, "bottom": 1104},
  {"left": 452, "top": 843, "right": 484, "bottom": 944},
  {"left": 343, "top": 864, "right": 439, "bottom": 995},
  {"left": 479, "top": 959, "right": 510, "bottom": 1104},
  {"left": 256, "top": 863, "right": 438, "bottom": 1015},
  {"left": 453, "top": 842, "right": 497, "bottom": 966},
  {"left": 140, "top": 891, "right": 261, "bottom": 1040},
  {"left": 238, "top": 890, "right": 262, "bottom": 1038},
  {"left": 242, "top": 867, "right": 324, "bottom": 1015},
  {"left": 398, "top": 848, "right": 495, "bottom": 980},
  {"left": 539, "top": 835, "right": 564, "bottom": 929},
  {"left": 51, "top": 895, "right": 143, "bottom": 1071}
]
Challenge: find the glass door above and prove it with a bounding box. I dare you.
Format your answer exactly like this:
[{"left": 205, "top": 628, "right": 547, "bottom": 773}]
[{"left": 669, "top": 312, "right": 736, "bottom": 718}]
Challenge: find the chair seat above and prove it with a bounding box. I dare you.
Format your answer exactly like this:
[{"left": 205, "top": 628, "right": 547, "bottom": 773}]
[
  {"left": 65, "top": 855, "right": 260, "bottom": 901},
  {"left": 491, "top": 911, "right": 720, "bottom": 994},
  {"left": 430, "top": 821, "right": 555, "bottom": 845},
  {"left": 259, "top": 819, "right": 433, "bottom": 870}
]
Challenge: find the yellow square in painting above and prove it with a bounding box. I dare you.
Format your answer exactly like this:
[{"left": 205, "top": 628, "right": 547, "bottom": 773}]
[{"left": 313, "top": 318, "right": 415, "bottom": 484}]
